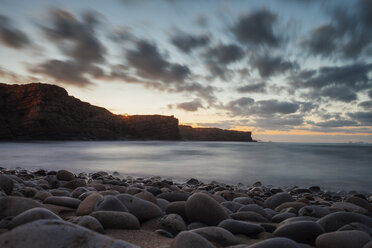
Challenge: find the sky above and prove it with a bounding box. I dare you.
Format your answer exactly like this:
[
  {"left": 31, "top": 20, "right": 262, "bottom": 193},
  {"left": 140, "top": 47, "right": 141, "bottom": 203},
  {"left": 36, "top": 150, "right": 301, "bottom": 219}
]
[{"left": 0, "top": 0, "right": 372, "bottom": 143}]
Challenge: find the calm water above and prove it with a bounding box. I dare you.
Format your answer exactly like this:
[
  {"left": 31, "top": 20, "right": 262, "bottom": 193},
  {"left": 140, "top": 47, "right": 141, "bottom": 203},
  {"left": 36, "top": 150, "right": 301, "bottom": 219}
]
[{"left": 0, "top": 141, "right": 371, "bottom": 193}]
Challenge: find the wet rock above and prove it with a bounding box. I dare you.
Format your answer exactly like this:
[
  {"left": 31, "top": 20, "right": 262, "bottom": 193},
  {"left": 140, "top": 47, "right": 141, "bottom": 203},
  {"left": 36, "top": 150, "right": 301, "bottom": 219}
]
[
  {"left": 76, "top": 193, "right": 104, "bottom": 216},
  {"left": 316, "top": 230, "right": 371, "bottom": 248},
  {"left": 94, "top": 195, "right": 128, "bottom": 212},
  {"left": 247, "top": 237, "right": 299, "bottom": 248},
  {"left": 185, "top": 192, "right": 229, "bottom": 226},
  {"left": 346, "top": 196, "right": 372, "bottom": 212},
  {"left": 70, "top": 215, "right": 105, "bottom": 233},
  {"left": 8, "top": 207, "right": 61, "bottom": 229},
  {"left": 186, "top": 178, "right": 199, "bottom": 185},
  {"left": 62, "top": 179, "right": 86, "bottom": 190},
  {"left": 317, "top": 212, "right": 372, "bottom": 232},
  {"left": 298, "top": 205, "right": 330, "bottom": 218},
  {"left": 0, "top": 196, "right": 45, "bottom": 219},
  {"left": 272, "top": 212, "right": 297, "bottom": 223},
  {"left": 158, "top": 192, "right": 189, "bottom": 202},
  {"left": 218, "top": 219, "right": 265, "bottom": 235},
  {"left": 273, "top": 221, "right": 324, "bottom": 245},
  {"left": 166, "top": 201, "right": 188, "bottom": 221},
  {"left": 159, "top": 214, "right": 186, "bottom": 235},
  {"left": 135, "top": 191, "right": 158, "bottom": 204},
  {"left": 191, "top": 226, "right": 238, "bottom": 246},
  {"left": 0, "top": 219, "right": 139, "bottom": 248},
  {"left": 332, "top": 202, "right": 368, "bottom": 214},
  {"left": 90, "top": 211, "right": 140, "bottom": 229},
  {"left": 44, "top": 196, "right": 81, "bottom": 209},
  {"left": 230, "top": 211, "right": 269, "bottom": 222},
  {"left": 171, "top": 231, "right": 216, "bottom": 248},
  {"left": 20, "top": 187, "right": 38, "bottom": 198},
  {"left": 56, "top": 170, "right": 75, "bottom": 181},
  {"left": 71, "top": 187, "right": 89, "bottom": 198},
  {"left": 0, "top": 175, "right": 14, "bottom": 195},
  {"left": 44, "top": 175, "right": 60, "bottom": 189},
  {"left": 233, "top": 196, "right": 254, "bottom": 205},
  {"left": 338, "top": 222, "right": 372, "bottom": 236},
  {"left": 264, "top": 192, "right": 294, "bottom": 210},
  {"left": 156, "top": 198, "right": 169, "bottom": 212},
  {"left": 117, "top": 194, "right": 163, "bottom": 222}
]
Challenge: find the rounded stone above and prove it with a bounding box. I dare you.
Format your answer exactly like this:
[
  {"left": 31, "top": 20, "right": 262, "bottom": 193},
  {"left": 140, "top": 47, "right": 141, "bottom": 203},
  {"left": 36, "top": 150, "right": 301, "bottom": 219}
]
[
  {"left": 185, "top": 193, "right": 229, "bottom": 226},
  {"left": 116, "top": 194, "right": 163, "bottom": 222},
  {"left": 298, "top": 205, "right": 330, "bottom": 218},
  {"left": 171, "top": 231, "right": 216, "bottom": 248},
  {"left": 0, "top": 175, "right": 14, "bottom": 195},
  {"left": 230, "top": 211, "right": 269, "bottom": 222},
  {"left": 233, "top": 196, "right": 255, "bottom": 205},
  {"left": 273, "top": 221, "right": 324, "bottom": 245},
  {"left": 316, "top": 230, "right": 371, "bottom": 248},
  {"left": 275, "top": 202, "right": 307, "bottom": 213},
  {"left": 317, "top": 212, "right": 372, "bottom": 232},
  {"left": 346, "top": 196, "right": 372, "bottom": 212},
  {"left": 159, "top": 214, "right": 186, "bottom": 235},
  {"left": 8, "top": 207, "right": 61, "bottom": 229},
  {"left": 71, "top": 187, "right": 89, "bottom": 198},
  {"left": 332, "top": 202, "right": 368, "bottom": 214},
  {"left": 0, "top": 196, "right": 45, "bottom": 219},
  {"left": 280, "top": 216, "right": 319, "bottom": 225},
  {"left": 33, "top": 191, "right": 52, "bottom": 201},
  {"left": 338, "top": 222, "right": 372, "bottom": 236},
  {"left": 44, "top": 196, "right": 81, "bottom": 209},
  {"left": 90, "top": 210, "right": 140, "bottom": 229},
  {"left": 272, "top": 212, "right": 297, "bottom": 223},
  {"left": 76, "top": 193, "right": 103, "bottom": 216},
  {"left": 264, "top": 192, "right": 294, "bottom": 210},
  {"left": 62, "top": 179, "right": 86, "bottom": 190},
  {"left": 247, "top": 237, "right": 299, "bottom": 248},
  {"left": 155, "top": 229, "right": 174, "bottom": 238},
  {"left": 20, "top": 187, "right": 38, "bottom": 198},
  {"left": 70, "top": 215, "right": 105, "bottom": 233},
  {"left": 94, "top": 195, "right": 128, "bottom": 212},
  {"left": 56, "top": 170, "right": 75, "bottom": 181},
  {"left": 135, "top": 191, "right": 158, "bottom": 204},
  {"left": 191, "top": 226, "right": 238, "bottom": 246},
  {"left": 221, "top": 201, "right": 244, "bottom": 213},
  {"left": 239, "top": 204, "right": 271, "bottom": 220},
  {"left": 364, "top": 241, "right": 372, "bottom": 248},
  {"left": 218, "top": 219, "right": 265, "bottom": 236},
  {"left": 158, "top": 192, "right": 189, "bottom": 202},
  {"left": 0, "top": 219, "right": 139, "bottom": 248},
  {"left": 166, "top": 201, "right": 188, "bottom": 222}
]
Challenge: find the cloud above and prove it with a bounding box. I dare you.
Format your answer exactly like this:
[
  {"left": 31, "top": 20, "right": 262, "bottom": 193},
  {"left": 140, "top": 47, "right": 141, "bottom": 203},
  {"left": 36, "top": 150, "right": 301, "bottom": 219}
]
[
  {"left": 232, "top": 9, "right": 280, "bottom": 47},
  {"left": 369, "top": 89, "right": 372, "bottom": 99},
  {"left": 0, "top": 15, "right": 30, "bottom": 49},
  {"left": 300, "top": 24, "right": 338, "bottom": 57},
  {"left": 319, "top": 86, "right": 358, "bottom": 102},
  {"left": 359, "top": 101, "right": 372, "bottom": 110},
  {"left": 254, "top": 115, "right": 304, "bottom": 130},
  {"left": 237, "top": 82, "right": 267, "bottom": 93},
  {"left": 310, "top": 119, "right": 359, "bottom": 128},
  {"left": 194, "top": 14, "right": 208, "bottom": 27},
  {"left": 251, "top": 54, "right": 298, "bottom": 78},
  {"left": 126, "top": 39, "right": 190, "bottom": 83},
  {"left": 170, "top": 31, "right": 210, "bottom": 53},
  {"left": 176, "top": 99, "right": 203, "bottom": 111},
  {"left": 348, "top": 111, "right": 372, "bottom": 126}
]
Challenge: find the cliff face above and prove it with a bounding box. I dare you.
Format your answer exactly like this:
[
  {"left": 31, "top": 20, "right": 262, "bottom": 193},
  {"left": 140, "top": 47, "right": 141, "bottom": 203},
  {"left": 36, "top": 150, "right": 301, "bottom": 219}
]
[
  {"left": 0, "top": 83, "right": 179, "bottom": 140},
  {"left": 179, "top": 125, "right": 253, "bottom": 142}
]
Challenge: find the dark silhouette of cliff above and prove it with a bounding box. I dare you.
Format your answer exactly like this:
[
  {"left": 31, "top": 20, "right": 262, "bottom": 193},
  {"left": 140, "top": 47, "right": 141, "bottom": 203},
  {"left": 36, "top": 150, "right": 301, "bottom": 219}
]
[{"left": 0, "top": 82, "right": 253, "bottom": 141}]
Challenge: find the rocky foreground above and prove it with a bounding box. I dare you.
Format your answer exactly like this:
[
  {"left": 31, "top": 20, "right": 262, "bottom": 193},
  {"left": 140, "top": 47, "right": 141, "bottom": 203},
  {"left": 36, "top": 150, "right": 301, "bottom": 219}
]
[{"left": 0, "top": 168, "right": 371, "bottom": 248}]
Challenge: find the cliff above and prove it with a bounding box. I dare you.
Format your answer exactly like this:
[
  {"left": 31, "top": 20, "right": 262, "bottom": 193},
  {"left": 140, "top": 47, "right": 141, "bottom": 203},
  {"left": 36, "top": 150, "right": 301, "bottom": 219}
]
[
  {"left": 179, "top": 125, "right": 253, "bottom": 142},
  {"left": 0, "top": 83, "right": 179, "bottom": 140}
]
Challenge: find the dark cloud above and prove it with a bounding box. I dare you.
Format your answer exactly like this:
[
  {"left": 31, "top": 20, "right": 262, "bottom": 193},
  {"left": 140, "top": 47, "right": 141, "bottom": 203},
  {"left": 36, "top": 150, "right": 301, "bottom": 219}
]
[
  {"left": 302, "top": 1, "right": 372, "bottom": 59},
  {"left": 237, "top": 82, "right": 267, "bottom": 93},
  {"left": 358, "top": 101, "right": 372, "bottom": 110},
  {"left": 348, "top": 111, "right": 372, "bottom": 126},
  {"left": 255, "top": 115, "right": 304, "bottom": 130},
  {"left": 319, "top": 86, "right": 358, "bottom": 102},
  {"left": 369, "top": 89, "right": 372, "bottom": 99},
  {"left": 251, "top": 54, "right": 298, "bottom": 78},
  {"left": 232, "top": 9, "right": 280, "bottom": 47},
  {"left": 41, "top": 9, "right": 106, "bottom": 64},
  {"left": 126, "top": 39, "right": 191, "bottom": 83},
  {"left": 176, "top": 99, "right": 203, "bottom": 111},
  {"left": 0, "top": 15, "right": 30, "bottom": 49},
  {"left": 170, "top": 32, "right": 210, "bottom": 53},
  {"left": 310, "top": 119, "right": 359, "bottom": 128}
]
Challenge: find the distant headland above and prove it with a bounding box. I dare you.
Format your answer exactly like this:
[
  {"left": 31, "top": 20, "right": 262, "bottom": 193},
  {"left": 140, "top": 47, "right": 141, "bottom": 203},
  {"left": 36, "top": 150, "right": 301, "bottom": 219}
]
[{"left": 0, "top": 83, "right": 253, "bottom": 142}]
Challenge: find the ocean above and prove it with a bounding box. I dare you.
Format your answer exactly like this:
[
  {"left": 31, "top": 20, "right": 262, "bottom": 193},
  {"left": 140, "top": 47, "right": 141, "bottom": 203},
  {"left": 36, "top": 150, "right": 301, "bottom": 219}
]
[{"left": 0, "top": 141, "right": 371, "bottom": 193}]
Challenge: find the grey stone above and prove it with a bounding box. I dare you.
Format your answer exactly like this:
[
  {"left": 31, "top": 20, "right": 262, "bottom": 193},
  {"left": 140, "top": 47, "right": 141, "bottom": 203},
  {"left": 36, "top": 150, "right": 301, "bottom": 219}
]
[
  {"left": 247, "top": 237, "right": 299, "bottom": 248},
  {"left": 272, "top": 212, "right": 297, "bottom": 223},
  {"left": 185, "top": 192, "right": 229, "bottom": 226},
  {"left": 332, "top": 202, "right": 368, "bottom": 214},
  {"left": 171, "top": 231, "right": 216, "bottom": 248},
  {"left": 135, "top": 191, "right": 157, "bottom": 204},
  {"left": 157, "top": 198, "right": 169, "bottom": 212},
  {"left": 56, "top": 170, "right": 75, "bottom": 181},
  {"left": 77, "top": 193, "right": 103, "bottom": 216},
  {"left": 317, "top": 212, "right": 372, "bottom": 232},
  {"left": 44, "top": 196, "right": 81, "bottom": 209},
  {"left": 298, "top": 205, "right": 330, "bottom": 218},
  {"left": 71, "top": 187, "right": 89, "bottom": 198},
  {"left": 158, "top": 192, "right": 189, "bottom": 202},
  {"left": 33, "top": 191, "right": 52, "bottom": 201},
  {"left": 239, "top": 204, "right": 271, "bottom": 220},
  {"left": 221, "top": 201, "right": 244, "bottom": 213},
  {"left": 346, "top": 196, "right": 372, "bottom": 212},
  {"left": 316, "top": 230, "right": 371, "bottom": 248},
  {"left": 166, "top": 201, "right": 187, "bottom": 221},
  {"left": 275, "top": 202, "right": 307, "bottom": 213},
  {"left": 191, "top": 226, "right": 238, "bottom": 246},
  {"left": 0, "top": 219, "right": 139, "bottom": 248},
  {"left": 94, "top": 195, "right": 128, "bottom": 212},
  {"left": 44, "top": 175, "right": 60, "bottom": 189},
  {"left": 230, "top": 211, "right": 269, "bottom": 222},
  {"left": 218, "top": 219, "right": 265, "bottom": 235},
  {"left": 155, "top": 229, "right": 174, "bottom": 238},
  {"left": 159, "top": 214, "right": 186, "bottom": 235},
  {"left": 8, "top": 207, "right": 61, "bottom": 229},
  {"left": 0, "top": 196, "right": 44, "bottom": 219},
  {"left": 264, "top": 192, "right": 294, "bottom": 210},
  {"left": 0, "top": 175, "right": 14, "bottom": 195},
  {"left": 70, "top": 215, "right": 105, "bottom": 233},
  {"left": 338, "top": 222, "right": 372, "bottom": 236},
  {"left": 273, "top": 221, "right": 324, "bottom": 245},
  {"left": 233, "top": 196, "right": 254, "bottom": 205},
  {"left": 187, "top": 222, "right": 208, "bottom": 230},
  {"left": 364, "top": 241, "right": 372, "bottom": 248},
  {"left": 90, "top": 211, "right": 140, "bottom": 229},
  {"left": 62, "top": 179, "right": 86, "bottom": 189}
]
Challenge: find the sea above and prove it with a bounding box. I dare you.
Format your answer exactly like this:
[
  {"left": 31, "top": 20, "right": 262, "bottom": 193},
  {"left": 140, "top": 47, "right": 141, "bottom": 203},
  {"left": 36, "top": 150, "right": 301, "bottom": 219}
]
[{"left": 0, "top": 141, "right": 371, "bottom": 194}]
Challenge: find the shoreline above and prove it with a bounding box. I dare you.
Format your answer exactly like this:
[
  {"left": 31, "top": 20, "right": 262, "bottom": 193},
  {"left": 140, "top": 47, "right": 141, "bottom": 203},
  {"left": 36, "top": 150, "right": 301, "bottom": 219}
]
[{"left": 1, "top": 167, "right": 372, "bottom": 248}]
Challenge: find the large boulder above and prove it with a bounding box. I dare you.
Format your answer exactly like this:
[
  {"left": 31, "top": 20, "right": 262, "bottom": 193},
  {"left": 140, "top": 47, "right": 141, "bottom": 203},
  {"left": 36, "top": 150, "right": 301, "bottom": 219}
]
[
  {"left": 70, "top": 216, "right": 105, "bottom": 234},
  {"left": 76, "top": 193, "right": 103, "bottom": 216},
  {"left": 56, "top": 170, "right": 75, "bottom": 181},
  {"left": 117, "top": 194, "right": 162, "bottom": 222},
  {"left": 0, "top": 174, "right": 14, "bottom": 195},
  {"left": 44, "top": 196, "right": 81, "bottom": 209},
  {"left": 157, "top": 192, "right": 189, "bottom": 202},
  {"left": 8, "top": 207, "right": 61, "bottom": 229},
  {"left": 264, "top": 192, "right": 294, "bottom": 210},
  {"left": 166, "top": 201, "right": 188, "bottom": 221},
  {"left": 0, "top": 219, "right": 139, "bottom": 248},
  {"left": 185, "top": 193, "right": 229, "bottom": 226},
  {"left": 94, "top": 195, "right": 128, "bottom": 212},
  {"left": 0, "top": 196, "right": 45, "bottom": 219},
  {"left": 159, "top": 214, "right": 186, "bottom": 235},
  {"left": 230, "top": 211, "right": 269, "bottom": 222},
  {"left": 298, "top": 205, "right": 330, "bottom": 218},
  {"left": 273, "top": 221, "right": 324, "bottom": 245},
  {"left": 90, "top": 211, "right": 140, "bottom": 229},
  {"left": 317, "top": 212, "right": 372, "bottom": 232},
  {"left": 191, "top": 226, "right": 238, "bottom": 246},
  {"left": 316, "top": 230, "right": 371, "bottom": 248},
  {"left": 218, "top": 219, "right": 265, "bottom": 236},
  {"left": 171, "top": 231, "right": 216, "bottom": 248}
]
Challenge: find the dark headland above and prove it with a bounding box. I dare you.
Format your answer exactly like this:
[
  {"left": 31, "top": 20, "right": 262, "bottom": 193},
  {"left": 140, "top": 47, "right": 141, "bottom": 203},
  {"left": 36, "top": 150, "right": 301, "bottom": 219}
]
[{"left": 0, "top": 83, "right": 253, "bottom": 142}]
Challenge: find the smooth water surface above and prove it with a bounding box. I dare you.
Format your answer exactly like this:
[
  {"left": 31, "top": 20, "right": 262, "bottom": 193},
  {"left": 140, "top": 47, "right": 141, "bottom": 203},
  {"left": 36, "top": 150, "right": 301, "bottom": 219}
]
[{"left": 0, "top": 141, "right": 371, "bottom": 193}]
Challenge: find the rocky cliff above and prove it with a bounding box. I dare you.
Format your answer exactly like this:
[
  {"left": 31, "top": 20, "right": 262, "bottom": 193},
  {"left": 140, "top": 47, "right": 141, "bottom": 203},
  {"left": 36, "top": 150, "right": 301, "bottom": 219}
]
[
  {"left": 179, "top": 125, "right": 253, "bottom": 142},
  {"left": 0, "top": 83, "right": 179, "bottom": 140}
]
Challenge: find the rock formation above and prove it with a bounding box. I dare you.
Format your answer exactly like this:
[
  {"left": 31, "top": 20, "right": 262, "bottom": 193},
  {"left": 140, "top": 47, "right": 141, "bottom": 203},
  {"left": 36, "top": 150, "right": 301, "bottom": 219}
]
[{"left": 179, "top": 125, "right": 253, "bottom": 142}]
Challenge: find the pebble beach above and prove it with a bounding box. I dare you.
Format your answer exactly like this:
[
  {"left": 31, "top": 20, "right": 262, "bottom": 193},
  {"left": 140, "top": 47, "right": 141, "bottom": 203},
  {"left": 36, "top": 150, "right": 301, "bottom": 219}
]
[{"left": 0, "top": 167, "right": 372, "bottom": 248}]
